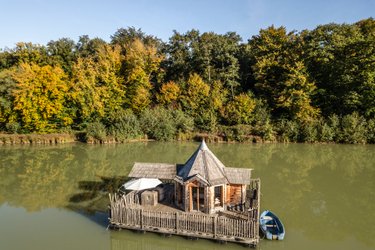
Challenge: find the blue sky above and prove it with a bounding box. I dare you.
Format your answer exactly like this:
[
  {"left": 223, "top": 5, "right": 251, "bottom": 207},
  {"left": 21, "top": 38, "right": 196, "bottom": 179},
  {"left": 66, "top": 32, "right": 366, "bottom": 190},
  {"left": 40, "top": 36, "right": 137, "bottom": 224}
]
[{"left": 0, "top": 0, "right": 373, "bottom": 48}]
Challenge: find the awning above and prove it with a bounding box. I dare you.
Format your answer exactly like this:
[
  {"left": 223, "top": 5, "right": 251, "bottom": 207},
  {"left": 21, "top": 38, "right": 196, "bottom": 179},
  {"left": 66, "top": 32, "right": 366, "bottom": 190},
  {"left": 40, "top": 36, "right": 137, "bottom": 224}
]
[{"left": 122, "top": 178, "right": 162, "bottom": 191}]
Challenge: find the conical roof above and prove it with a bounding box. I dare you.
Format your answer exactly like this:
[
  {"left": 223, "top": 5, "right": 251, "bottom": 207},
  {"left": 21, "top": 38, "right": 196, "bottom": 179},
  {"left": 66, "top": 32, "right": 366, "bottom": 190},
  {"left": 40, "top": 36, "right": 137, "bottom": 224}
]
[{"left": 177, "top": 140, "right": 229, "bottom": 185}]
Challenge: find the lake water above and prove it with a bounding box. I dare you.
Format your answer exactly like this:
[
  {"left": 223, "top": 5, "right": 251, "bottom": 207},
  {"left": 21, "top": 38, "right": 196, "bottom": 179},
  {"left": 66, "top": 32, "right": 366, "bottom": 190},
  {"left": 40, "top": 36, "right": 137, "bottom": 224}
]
[{"left": 0, "top": 142, "right": 374, "bottom": 250}]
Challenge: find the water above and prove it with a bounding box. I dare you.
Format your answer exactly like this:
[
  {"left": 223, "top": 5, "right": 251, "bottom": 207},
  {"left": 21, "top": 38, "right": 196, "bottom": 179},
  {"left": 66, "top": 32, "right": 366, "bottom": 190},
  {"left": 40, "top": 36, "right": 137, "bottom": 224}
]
[{"left": 0, "top": 142, "right": 374, "bottom": 250}]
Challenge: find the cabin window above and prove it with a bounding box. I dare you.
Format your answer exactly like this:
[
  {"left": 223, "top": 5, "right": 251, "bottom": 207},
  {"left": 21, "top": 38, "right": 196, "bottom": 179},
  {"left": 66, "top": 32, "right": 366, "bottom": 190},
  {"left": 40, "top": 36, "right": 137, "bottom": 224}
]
[
  {"left": 199, "top": 187, "right": 205, "bottom": 211},
  {"left": 214, "top": 186, "right": 223, "bottom": 207}
]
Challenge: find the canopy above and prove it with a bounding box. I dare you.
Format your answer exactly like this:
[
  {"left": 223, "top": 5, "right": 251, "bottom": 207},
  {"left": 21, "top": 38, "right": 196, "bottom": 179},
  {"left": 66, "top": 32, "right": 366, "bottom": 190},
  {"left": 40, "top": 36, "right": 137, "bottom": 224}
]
[{"left": 122, "top": 178, "right": 162, "bottom": 191}]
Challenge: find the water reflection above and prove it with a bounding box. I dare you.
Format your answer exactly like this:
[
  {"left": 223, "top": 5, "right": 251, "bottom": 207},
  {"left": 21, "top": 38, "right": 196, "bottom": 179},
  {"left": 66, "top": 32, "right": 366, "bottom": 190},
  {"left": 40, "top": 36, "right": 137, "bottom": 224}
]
[{"left": 0, "top": 142, "right": 374, "bottom": 250}]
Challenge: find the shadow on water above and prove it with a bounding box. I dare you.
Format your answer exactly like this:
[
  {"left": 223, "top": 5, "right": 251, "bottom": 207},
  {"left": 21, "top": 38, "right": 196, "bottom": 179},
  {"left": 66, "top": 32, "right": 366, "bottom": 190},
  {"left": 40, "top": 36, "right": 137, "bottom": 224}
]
[{"left": 66, "top": 175, "right": 129, "bottom": 228}]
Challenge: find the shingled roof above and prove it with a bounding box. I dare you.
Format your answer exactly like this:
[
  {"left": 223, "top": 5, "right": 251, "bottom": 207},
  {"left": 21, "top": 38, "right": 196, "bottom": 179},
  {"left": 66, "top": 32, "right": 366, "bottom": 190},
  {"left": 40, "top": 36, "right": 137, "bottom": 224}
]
[
  {"left": 128, "top": 141, "right": 252, "bottom": 185},
  {"left": 128, "top": 162, "right": 176, "bottom": 180},
  {"left": 177, "top": 140, "right": 230, "bottom": 185}
]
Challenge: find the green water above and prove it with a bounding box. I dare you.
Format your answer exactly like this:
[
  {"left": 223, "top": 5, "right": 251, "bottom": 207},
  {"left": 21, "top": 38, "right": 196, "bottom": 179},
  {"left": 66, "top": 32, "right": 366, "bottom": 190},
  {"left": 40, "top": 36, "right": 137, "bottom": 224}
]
[{"left": 0, "top": 142, "right": 374, "bottom": 250}]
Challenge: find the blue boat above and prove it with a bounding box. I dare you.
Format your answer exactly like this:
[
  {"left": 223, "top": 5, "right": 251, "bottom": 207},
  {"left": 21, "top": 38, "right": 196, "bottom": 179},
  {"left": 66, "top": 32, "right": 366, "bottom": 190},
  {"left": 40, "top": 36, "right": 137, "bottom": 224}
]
[{"left": 259, "top": 210, "right": 285, "bottom": 240}]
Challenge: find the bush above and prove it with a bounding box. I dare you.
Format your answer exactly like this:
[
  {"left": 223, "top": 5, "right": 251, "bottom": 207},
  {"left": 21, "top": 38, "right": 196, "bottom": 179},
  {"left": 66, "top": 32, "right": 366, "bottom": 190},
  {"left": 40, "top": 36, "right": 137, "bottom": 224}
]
[
  {"left": 85, "top": 121, "right": 107, "bottom": 141},
  {"left": 340, "top": 112, "right": 367, "bottom": 144},
  {"left": 299, "top": 121, "right": 318, "bottom": 143},
  {"left": 107, "top": 110, "right": 141, "bottom": 141},
  {"left": 251, "top": 99, "right": 276, "bottom": 141},
  {"left": 5, "top": 122, "right": 21, "bottom": 134},
  {"left": 194, "top": 109, "right": 218, "bottom": 133},
  {"left": 327, "top": 114, "right": 341, "bottom": 142},
  {"left": 139, "top": 107, "right": 176, "bottom": 141},
  {"left": 367, "top": 118, "right": 375, "bottom": 143},
  {"left": 172, "top": 109, "right": 194, "bottom": 133},
  {"left": 276, "top": 119, "right": 300, "bottom": 142},
  {"left": 317, "top": 119, "right": 335, "bottom": 142}
]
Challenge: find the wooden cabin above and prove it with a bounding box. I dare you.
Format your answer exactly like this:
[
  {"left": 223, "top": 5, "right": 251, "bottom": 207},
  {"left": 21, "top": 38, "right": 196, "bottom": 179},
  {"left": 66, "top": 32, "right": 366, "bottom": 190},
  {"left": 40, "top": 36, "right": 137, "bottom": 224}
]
[{"left": 128, "top": 140, "right": 252, "bottom": 214}]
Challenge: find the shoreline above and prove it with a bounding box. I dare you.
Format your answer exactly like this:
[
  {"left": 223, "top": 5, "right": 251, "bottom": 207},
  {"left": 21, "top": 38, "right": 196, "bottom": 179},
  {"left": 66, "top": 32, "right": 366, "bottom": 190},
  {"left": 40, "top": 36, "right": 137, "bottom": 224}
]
[{"left": 0, "top": 132, "right": 266, "bottom": 145}]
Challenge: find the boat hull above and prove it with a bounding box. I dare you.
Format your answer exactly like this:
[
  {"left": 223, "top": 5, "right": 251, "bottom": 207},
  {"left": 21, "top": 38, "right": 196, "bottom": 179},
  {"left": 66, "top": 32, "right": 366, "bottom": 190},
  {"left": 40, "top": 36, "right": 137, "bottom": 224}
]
[{"left": 260, "top": 210, "right": 285, "bottom": 240}]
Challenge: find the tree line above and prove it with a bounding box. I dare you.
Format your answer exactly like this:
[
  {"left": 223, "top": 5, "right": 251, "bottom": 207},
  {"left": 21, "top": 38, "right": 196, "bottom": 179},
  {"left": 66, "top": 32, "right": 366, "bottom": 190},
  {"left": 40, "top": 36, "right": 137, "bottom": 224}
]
[{"left": 0, "top": 18, "right": 374, "bottom": 143}]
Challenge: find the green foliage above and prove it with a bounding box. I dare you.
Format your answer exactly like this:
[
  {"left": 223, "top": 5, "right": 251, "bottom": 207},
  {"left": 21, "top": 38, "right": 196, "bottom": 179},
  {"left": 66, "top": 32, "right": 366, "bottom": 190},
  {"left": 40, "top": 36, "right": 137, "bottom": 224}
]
[
  {"left": 106, "top": 109, "right": 142, "bottom": 141},
  {"left": 250, "top": 26, "right": 320, "bottom": 121},
  {"left": 251, "top": 99, "right": 276, "bottom": 141},
  {"left": 70, "top": 44, "right": 124, "bottom": 123},
  {"left": 85, "top": 121, "right": 107, "bottom": 141},
  {"left": 367, "top": 118, "right": 375, "bottom": 143},
  {"left": 194, "top": 109, "right": 218, "bottom": 133},
  {"left": 276, "top": 119, "right": 300, "bottom": 142},
  {"left": 171, "top": 109, "right": 194, "bottom": 133},
  {"left": 0, "top": 21, "right": 374, "bottom": 143},
  {"left": 339, "top": 112, "right": 367, "bottom": 144},
  {"left": 139, "top": 107, "right": 177, "bottom": 141},
  {"left": 317, "top": 119, "right": 335, "bottom": 143},
  {"left": 5, "top": 121, "right": 20, "bottom": 133},
  {"left": 299, "top": 121, "right": 319, "bottom": 143}
]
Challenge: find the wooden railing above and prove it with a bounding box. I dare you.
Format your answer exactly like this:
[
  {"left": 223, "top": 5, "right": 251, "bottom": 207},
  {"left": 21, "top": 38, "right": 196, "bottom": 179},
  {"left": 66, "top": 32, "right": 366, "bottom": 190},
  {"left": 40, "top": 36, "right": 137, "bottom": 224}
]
[
  {"left": 109, "top": 194, "right": 259, "bottom": 243},
  {"left": 108, "top": 178, "right": 260, "bottom": 245}
]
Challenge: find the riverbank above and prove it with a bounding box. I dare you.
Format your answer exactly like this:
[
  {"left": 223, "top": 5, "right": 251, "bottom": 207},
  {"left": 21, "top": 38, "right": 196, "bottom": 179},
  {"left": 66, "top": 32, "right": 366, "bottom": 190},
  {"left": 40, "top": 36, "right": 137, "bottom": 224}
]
[{"left": 0, "top": 132, "right": 265, "bottom": 145}]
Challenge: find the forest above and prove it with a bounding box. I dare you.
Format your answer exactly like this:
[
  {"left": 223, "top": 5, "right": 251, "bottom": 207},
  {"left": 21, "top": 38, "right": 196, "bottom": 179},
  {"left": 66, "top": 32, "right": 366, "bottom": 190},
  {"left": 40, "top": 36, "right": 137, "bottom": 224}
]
[{"left": 0, "top": 18, "right": 374, "bottom": 143}]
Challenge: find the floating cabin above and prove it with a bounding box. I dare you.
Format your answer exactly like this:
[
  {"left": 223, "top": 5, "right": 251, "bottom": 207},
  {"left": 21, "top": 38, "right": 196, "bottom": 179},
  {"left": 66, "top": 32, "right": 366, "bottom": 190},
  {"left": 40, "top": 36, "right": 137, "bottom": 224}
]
[{"left": 109, "top": 141, "right": 261, "bottom": 246}]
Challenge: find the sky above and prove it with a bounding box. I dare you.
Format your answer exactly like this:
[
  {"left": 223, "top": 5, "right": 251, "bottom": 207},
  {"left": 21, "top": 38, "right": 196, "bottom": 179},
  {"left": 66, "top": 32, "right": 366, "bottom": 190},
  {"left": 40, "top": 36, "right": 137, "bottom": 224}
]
[{"left": 0, "top": 0, "right": 373, "bottom": 48}]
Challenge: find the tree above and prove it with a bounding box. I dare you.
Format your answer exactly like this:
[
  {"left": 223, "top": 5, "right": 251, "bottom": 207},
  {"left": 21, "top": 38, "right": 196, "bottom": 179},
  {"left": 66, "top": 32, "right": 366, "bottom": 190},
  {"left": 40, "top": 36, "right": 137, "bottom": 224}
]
[
  {"left": 250, "top": 26, "right": 320, "bottom": 121},
  {"left": 70, "top": 44, "right": 124, "bottom": 123},
  {"left": 47, "top": 38, "right": 76, "bottom": 75},
  {"left": 0, "top": 69, "right": 17, "bottom": 130},
  {"left": 164, "top": 31, "right": 241, "bottom": 97},
  {"left": 122, "top": 39, "right": 164, "bottom": 113},
  {"left": 221, "top": 93, "right": 256, "bottom": 125},
  {"left": 11, "top": 63, "right": 71, "bottom": 132},
  {"left": 303, "top": 19, "right": 375, "bottom": 118},
  {"left": 180, "top": 73, "right": 210, "bottom": 113},
  {"left": 157, "top": 81, "right": 181, "bottom": 108}
]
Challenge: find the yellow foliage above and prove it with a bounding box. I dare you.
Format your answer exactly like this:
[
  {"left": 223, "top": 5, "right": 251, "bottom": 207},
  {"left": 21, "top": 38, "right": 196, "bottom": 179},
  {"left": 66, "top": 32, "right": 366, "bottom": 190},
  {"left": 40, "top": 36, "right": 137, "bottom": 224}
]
[
  {"left": 222, "top": 93, "right": 256, "bottom": 125},
  {"left": 11, "top": 63, "right": 70, "bottom": 132},
  {"left": 183, "top": 73, "right": 210, "bottom": 111},
  {"left": 123, "top": 39, "right": 164, "bottom": 113},
  {"left": 70, "top": 44, "right": 124, "bottom": 120},
  {"left": 157, "top": 81, "right": 181, "bottom": 106}
]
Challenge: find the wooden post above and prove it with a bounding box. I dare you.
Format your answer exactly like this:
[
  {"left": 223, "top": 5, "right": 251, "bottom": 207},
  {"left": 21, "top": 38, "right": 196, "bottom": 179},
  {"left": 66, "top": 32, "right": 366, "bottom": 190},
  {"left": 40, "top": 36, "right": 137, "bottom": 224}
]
[
  {"left": 175, "top": 213, "right": 179, "bottom": 233},
  {"left": 140, "top": 209, "right": 143, "bottom": 230},
  {"left": 213, "top": 215, "right": 218, "bottom": 238}
]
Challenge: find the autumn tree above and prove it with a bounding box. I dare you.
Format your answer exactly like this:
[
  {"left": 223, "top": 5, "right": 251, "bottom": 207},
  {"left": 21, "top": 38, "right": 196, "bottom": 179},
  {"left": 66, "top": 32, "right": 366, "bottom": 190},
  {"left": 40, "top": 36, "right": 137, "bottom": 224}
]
[
  {"left": 221, "top": 93, "right": 256, "bottom": 125},
  {"left": 70, "top": 44, "right": 124, "bottom": 123},
  {"left": 122, "top": 39, "right": 164, "bottom": 113},
  {"left": 10, "top": 63, "right": 71, "bottom": 132},
  {"left": 157, "top": 81, "right": 181, "bottom": 108}
]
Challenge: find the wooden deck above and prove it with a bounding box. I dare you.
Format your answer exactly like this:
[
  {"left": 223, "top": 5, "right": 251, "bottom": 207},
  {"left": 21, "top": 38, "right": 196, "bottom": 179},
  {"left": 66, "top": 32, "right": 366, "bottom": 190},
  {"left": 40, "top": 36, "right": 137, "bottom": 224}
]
[{"left": 109, "top": 179, "right": 261, "bottom": 247}]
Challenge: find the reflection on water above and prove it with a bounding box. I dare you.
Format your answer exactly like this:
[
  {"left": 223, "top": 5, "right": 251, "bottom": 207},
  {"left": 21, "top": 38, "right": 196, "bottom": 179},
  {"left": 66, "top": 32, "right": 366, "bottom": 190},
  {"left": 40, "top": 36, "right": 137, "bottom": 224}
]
[{"left": 0, "top": 142, "right": 374, "bottom": 250}]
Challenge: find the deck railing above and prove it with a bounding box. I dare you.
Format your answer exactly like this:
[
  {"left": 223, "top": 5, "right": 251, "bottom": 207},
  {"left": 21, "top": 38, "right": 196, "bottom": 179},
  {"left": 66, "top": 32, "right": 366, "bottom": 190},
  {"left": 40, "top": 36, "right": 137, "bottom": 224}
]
[
  {"left": 109, "top": 178, "right": 260, "bottom": 245},
  {"left": 109, "top": 193, "right": 259, "bottom": 243}
]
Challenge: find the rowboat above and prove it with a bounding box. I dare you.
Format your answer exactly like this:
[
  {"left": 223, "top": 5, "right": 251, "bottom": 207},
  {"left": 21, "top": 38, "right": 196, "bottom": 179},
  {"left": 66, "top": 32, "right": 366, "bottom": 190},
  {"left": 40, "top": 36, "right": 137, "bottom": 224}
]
[{"left": 259, "top": 210, "right": 285, "bottom": 240}]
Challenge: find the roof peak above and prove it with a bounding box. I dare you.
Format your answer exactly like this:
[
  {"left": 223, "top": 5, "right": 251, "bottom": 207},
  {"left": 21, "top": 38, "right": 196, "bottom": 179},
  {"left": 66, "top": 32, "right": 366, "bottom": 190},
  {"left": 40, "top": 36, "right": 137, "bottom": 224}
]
[{"left": 199, "top": 139, "right": 208, "bottom": 151}]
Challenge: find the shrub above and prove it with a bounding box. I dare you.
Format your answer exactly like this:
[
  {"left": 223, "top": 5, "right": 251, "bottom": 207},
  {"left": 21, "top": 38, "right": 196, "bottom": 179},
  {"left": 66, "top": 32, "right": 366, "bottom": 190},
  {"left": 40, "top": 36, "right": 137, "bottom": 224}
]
[
  {"left": 5, "top": 122, "right": 21, "bottom": 134},
  {"left": 194, "top": 109, "right": 218, "bottom": 133},
  {"left": 367, "top": 118, "right": 375, "bottom": 143},
  {"left": 276, "top": 119, "right": 300, "bottom": 142},
  {"left": 107, "top": 110, "right": 141, "bottom": 141},
  {"left": 340, "top": 112, "right": 367, "bottom": 144},
  {"left": 317, "top": 119, "right": 335, "bottom": 143},
  {"left": 172, "top": 109, "right": 194, "bottom": 133},
  {"left": 299, "top": 120, "right": 318, "bottom": 143},
  {"left": 85, "top": 121, "right": 107, "bottom": 141},
  {"left": 139, "top": 107, "right": 176, "bottom": 141}
]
